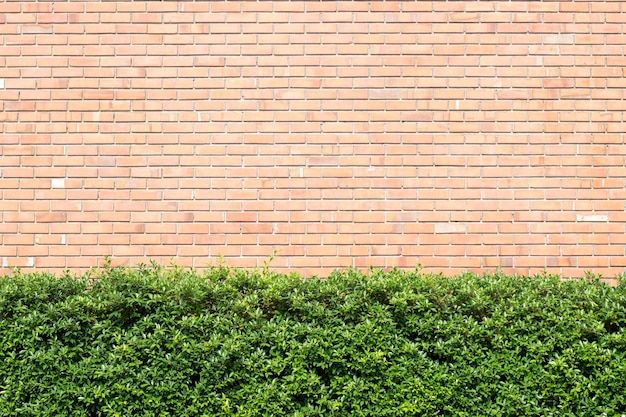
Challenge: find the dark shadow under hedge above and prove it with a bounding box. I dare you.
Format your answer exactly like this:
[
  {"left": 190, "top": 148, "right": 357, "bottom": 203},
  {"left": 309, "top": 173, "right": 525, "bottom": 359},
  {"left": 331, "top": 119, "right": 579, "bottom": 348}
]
[{"left": 1, "top": 262, "right": 626, "bottom": 416}]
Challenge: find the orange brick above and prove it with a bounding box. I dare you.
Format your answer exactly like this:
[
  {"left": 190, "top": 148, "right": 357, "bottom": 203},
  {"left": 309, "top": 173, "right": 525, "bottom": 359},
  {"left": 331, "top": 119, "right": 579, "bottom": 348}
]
[{"left": 0, "top": 4, "right": 621, "bottom": 280}]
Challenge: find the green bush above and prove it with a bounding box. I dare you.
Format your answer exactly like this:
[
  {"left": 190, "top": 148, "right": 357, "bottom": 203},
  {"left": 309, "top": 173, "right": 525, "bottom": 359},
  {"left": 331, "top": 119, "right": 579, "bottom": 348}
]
[{"left": 1, "top": 262, "right": 626, "bottom": 416}]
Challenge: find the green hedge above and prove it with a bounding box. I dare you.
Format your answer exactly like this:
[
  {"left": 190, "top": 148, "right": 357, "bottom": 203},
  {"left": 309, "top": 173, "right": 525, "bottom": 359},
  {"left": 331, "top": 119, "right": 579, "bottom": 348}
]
[{"left": 1, "top": 261, "right": 626, "bottom": 416}]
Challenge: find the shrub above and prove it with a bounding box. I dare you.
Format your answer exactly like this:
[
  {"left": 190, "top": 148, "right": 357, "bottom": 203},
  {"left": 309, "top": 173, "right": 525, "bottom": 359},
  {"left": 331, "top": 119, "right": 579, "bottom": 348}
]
[{"left": 1, "top": 263, "right": 625, "bottom": 416}]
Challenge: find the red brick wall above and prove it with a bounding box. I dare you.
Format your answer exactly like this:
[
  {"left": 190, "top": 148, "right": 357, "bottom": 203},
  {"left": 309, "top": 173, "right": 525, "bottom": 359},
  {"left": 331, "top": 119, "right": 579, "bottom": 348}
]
[{"left": 1, "top": 1, "right": 625, "bottom": 278}]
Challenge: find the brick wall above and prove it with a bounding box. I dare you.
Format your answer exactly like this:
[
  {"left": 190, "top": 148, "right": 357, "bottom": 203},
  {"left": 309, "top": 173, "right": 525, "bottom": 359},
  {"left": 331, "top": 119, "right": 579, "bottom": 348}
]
[{"left": 1, "top": 1, "right": 626, "bottom": 278}]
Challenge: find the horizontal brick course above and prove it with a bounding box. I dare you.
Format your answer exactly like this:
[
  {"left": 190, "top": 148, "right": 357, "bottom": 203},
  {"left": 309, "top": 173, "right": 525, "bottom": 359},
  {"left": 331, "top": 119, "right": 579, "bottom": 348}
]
[{"left": 1, "top": 1, "right": 626, "bottom": 280}]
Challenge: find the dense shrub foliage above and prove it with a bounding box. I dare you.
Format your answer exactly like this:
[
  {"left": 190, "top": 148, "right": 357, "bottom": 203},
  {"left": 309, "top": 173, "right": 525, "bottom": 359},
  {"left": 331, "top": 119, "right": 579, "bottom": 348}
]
[{"left": 1, "top": 262, "right": 626, "bottom": 416}]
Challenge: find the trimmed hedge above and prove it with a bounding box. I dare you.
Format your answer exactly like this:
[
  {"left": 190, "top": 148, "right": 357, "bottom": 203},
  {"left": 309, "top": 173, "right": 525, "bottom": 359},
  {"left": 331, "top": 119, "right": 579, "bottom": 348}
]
[{"left": 1, "top": 262, "right": 626, "bottom": 416}]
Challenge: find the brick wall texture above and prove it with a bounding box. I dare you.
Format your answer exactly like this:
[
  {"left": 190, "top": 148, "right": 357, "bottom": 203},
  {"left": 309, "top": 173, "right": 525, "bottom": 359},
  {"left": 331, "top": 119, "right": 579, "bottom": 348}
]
[{"left": 2, "top": 1, "right": 626, "bottom": 278}]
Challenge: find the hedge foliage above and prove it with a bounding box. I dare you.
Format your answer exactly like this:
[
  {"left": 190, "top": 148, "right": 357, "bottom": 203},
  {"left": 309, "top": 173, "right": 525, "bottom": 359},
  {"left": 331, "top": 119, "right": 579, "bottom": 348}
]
[{"left": 1, "top": 261, "right": 626, "bottom": 416}]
